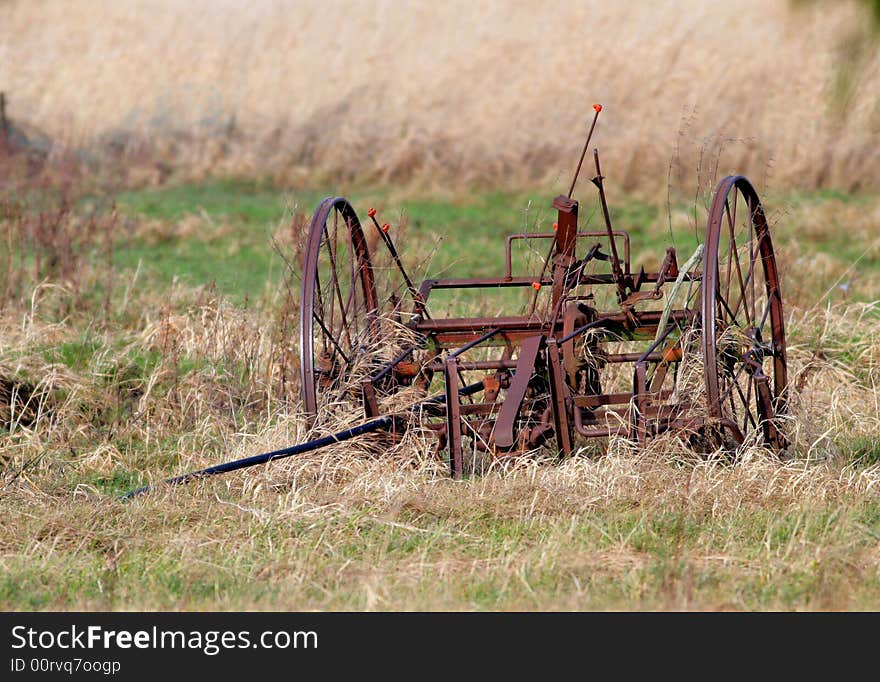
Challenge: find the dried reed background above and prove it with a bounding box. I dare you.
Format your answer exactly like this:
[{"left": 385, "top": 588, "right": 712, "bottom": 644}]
[
  {"left": 3, "top": 0, "right": 879, "bottom": 192},
  {"left": 2, "top": 1, "right": 880, "bottom": 611}
]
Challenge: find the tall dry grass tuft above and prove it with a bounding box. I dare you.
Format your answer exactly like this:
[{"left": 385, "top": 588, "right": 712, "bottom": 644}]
[
  {"left": 0, "top": 179, "right": 306, "bottom": 497},
  {"left": 1, "top": 242, "right": 878, "bottom": 610},
  {"left": 2, "top": 0, "right": 879, "bottom": 194}
]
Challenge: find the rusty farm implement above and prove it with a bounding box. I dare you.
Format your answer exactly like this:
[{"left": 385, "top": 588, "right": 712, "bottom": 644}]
[{"left": 124, "top": 105, "right": 788, "bottom": 498}]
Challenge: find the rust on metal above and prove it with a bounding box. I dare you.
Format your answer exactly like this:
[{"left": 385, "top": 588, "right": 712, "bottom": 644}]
[{"left": 295, "top": 106, "right": 791, "bottom": 478}]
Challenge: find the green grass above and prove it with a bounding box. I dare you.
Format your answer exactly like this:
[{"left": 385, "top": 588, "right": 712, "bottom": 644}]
[
  {"left": 41, "top": 337, "right": 104, "bottom": 371},
  {"left": 112, "top": 180, "right": 294, "bottom": 300},
  {"left": 2, "top": 491, "right": 878, "bottom": 610},
  {"left": 111, "top": 179, "right": 880, "bottom": 315},
  {"left": 3, "top": 177, "right": 880, "bottom": 612}
]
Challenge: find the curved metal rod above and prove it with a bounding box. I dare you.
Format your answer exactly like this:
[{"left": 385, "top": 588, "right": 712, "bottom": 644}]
[
  {"left": 449, "top": 327, "right": 501, "bottom": 358},
  {"left": 121, "top": 417, "right": 392, "bottom": 500},
  {"left": 371, "top": 344, "right": 419, "bottom": 383},
  {"left": 121, "top": 380, "right": 487, "bottom": 500},
  {"left": 557, "top": 317, "right": 607, "bottom": 346},
  {"left": 636, "top": 321, "right": 679, "bottom": 366}
]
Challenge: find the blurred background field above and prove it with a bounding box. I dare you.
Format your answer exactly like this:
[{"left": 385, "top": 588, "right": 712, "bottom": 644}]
[
  {"left": 1, "top": 1, "right": 879, "bottom": 611},
  {"left": 3, "top": 0, "right": 880, "bottom": 193}
]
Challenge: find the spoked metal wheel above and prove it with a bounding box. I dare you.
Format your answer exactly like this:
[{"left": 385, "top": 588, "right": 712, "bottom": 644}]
[
  {"left": 701, "top": 176, "right": 788, "bottom": 452},
  {"left": 300, "top": 197, "right": 379, "bottom": 424}
]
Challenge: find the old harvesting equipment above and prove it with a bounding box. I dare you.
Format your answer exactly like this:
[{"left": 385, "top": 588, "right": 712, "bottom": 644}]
[{"left": 125, "top": 105, "right": 788, "bottom": 498}]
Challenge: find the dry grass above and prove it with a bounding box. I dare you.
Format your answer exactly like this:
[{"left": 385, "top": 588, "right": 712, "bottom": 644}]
[
  {"left": 3, "top": 419, "right": 879, "bottom": 610},
  {"left": 2, "top": 0, "right": 880, "bottom": 192},
  {"left": 1, "top": 183, "right": 879, "bottom": 610},
  {"left": 1, "top": 28, "right": 880, "bottom": 609}
]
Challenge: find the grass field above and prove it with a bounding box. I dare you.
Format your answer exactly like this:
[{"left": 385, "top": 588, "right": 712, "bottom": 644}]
[
  {"left": 3, "top": 0, "right": 880, "bottom": 193},
  {"left": 2, "top": 171, "right": 879, "bottom": 610},
  {"left": 2, "top": 0, "right": 879, "bottom": 612}
]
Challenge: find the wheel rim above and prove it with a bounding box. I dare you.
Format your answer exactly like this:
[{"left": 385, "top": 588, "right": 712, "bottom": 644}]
[
  {"left": 300, "top": 198, "right": 379, "bottom": 422},
  {"left": 701, "top": 176, "right": 788, "bottom": 450}
]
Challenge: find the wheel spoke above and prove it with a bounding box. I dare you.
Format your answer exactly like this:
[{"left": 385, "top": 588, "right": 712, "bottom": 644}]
[
  {"left": 730, "top": 238, "right": 762, "bottom": 324},
  {"left": 321, "top": 231, "right": 336, "bottom": 337},
  {"left": 314, "top": 268, "right": 328, "bottom": 354},
  {"left": 724, "top": 198, "right": 735, "bottom": 304},
  {"left": 325, "top": 214, "right": 353, "bottom": 349},
  {"left": 343, "top": 231, "right": 367, "bottom": 337},
  {"left": 313, "top": 310, "right": 351, "bottom": 366},
  {"left": 726, "top": 198, "right": 751, "bottom": 326},
  {"left": 743, "top": 374, "right": 755, "bottom": 432},
  {"left": 724, "top": 370, "right": 740, "bottom": 424},
  {"left": 330, "top": 212, "right": 348, "bottom": 342},
  {"left": 714, "top": 338, "right": 749, "bottom": 410},
  {"left": 346, "top": 214, "right": 360, "bottom": 338},
  {"left": 748, "top": 201, "right": 757, "bottom": 325},
  {"left": 756, "top": 288, "right": 774, "bottom": 335},
  {"left": 731, "top": 375, "right": 756, "bottom": 431},
  {"left": 717, "top": 290, "right": 744, "bottom": 329}
]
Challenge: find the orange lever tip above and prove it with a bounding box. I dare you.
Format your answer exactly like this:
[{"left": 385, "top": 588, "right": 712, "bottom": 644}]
[
  {"left": 593, "top": 103, "right": 602, "bottom": 113},
  {"left": 367, "top": 208, "right": 377, "bottom": 218},
  {"left": 531, "top": 282, "right": 542, "bottom": 291},
  {"left": 381, "top": 223, "right": 390, "bottom": 233}
]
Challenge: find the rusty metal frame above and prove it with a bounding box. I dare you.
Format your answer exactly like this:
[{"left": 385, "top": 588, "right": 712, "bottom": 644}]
[{"left": 300, "top": 116, "right": 789, "bottom": 476}]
